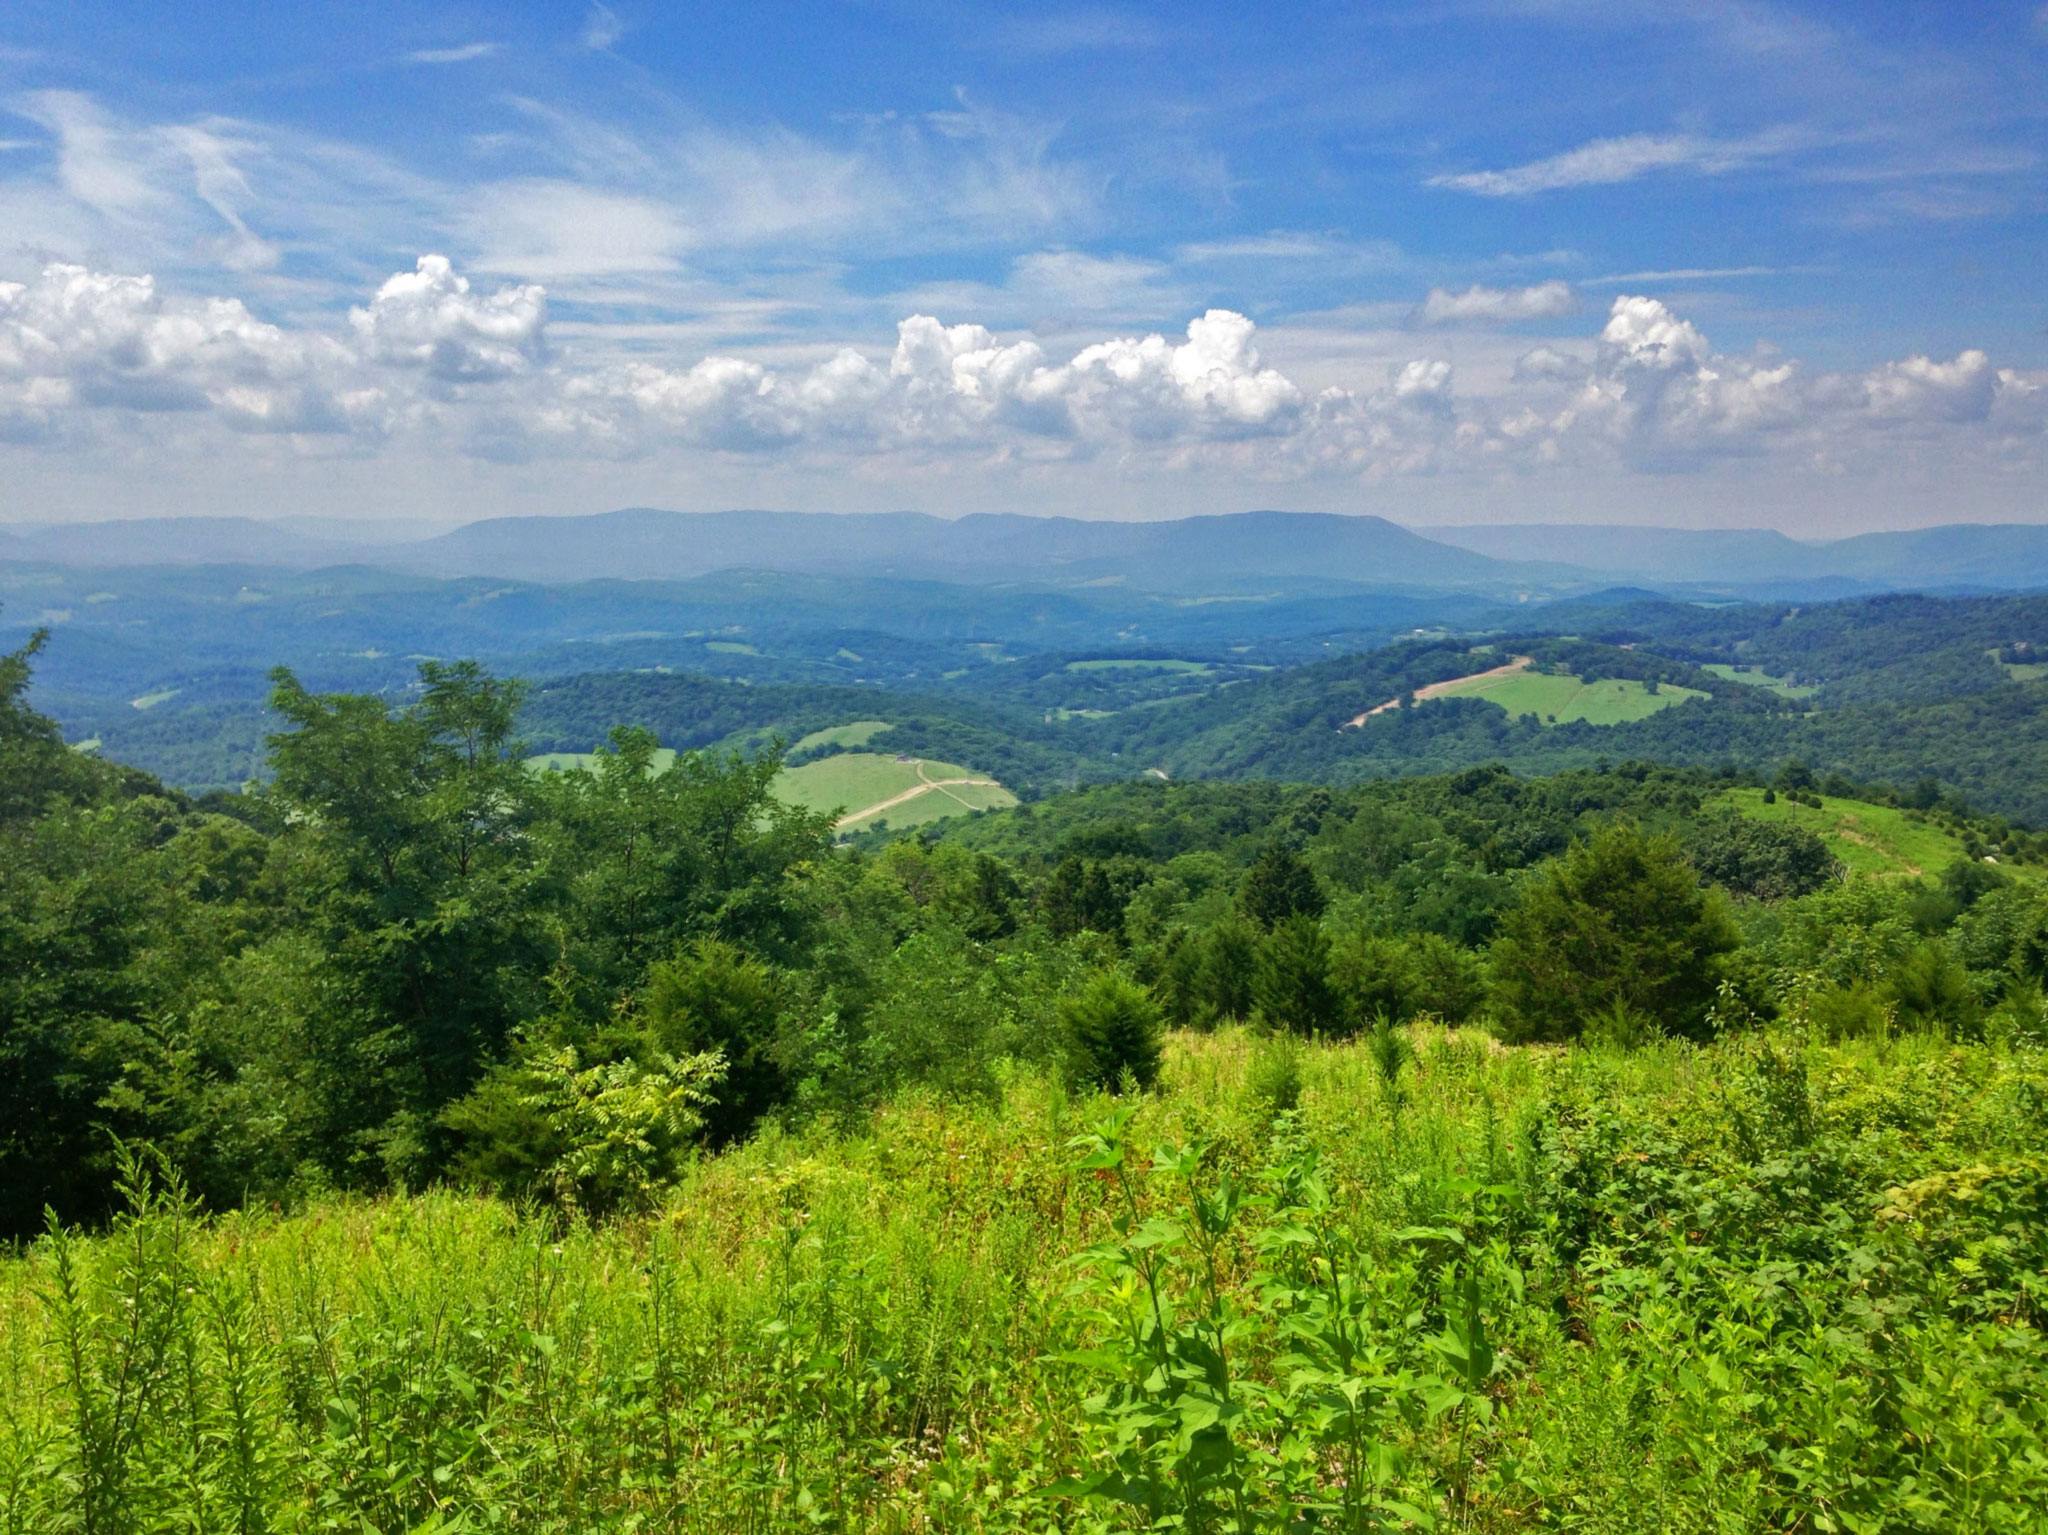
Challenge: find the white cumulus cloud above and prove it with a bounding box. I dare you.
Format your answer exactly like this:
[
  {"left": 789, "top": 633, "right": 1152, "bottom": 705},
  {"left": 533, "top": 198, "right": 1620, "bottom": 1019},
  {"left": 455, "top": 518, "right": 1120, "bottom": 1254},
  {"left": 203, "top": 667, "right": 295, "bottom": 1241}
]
[
  {"left": 349, "top": 256, "right": 547, "bottom": 381},
  {"left": 1413, "top": 280, "right": 1576, "bottom": 325},
  {"left": 1516, "top": 296, "right": 2037, "bottom": 472},
  {"left": 0, "top": 264, "right": 357, "bottom": 438},
  {"left": 0, "top": 259, "right": 2038, "bottom": 496}
]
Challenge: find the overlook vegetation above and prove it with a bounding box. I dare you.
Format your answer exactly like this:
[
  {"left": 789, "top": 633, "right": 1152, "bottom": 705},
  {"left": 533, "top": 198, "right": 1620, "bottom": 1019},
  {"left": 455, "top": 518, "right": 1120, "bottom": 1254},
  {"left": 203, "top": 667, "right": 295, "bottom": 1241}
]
[{"left": 4, "top": 616, "right": 2048, "bottom": 1530}]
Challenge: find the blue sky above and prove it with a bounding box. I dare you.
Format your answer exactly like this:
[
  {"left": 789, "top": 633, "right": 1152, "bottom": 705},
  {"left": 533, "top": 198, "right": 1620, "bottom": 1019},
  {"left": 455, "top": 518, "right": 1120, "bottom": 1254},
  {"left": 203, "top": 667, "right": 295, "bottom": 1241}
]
[{"left": 1, "top": 0, "right": 2044, "bottom": 532}]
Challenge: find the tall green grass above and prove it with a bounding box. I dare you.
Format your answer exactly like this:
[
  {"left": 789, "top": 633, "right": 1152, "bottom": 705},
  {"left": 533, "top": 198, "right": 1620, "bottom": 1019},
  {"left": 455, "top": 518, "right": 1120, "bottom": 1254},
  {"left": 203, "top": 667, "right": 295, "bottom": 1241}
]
[{"left": 3, "top": 1026, "right": 2044, "bottom": 1531}]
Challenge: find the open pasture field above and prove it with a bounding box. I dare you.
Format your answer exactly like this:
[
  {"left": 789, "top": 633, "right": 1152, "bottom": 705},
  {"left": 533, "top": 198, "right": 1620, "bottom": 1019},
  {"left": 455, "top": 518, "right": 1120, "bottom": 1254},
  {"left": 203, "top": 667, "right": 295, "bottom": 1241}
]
[
  {"left": 1702, "top": 663, "right": 1821, "bottom": 699},
  {"left": 774, "top": 750, "right": 1016, "bottom": 830},
  {"left": 1435, "top": 668, "right": 1707, "bottom": 725},
  {"left": 1718, "top": 786, "right": 1987, "bottom": 878},
  {"left": 791, "top": 719, "right": 892, "bottom": 753}
]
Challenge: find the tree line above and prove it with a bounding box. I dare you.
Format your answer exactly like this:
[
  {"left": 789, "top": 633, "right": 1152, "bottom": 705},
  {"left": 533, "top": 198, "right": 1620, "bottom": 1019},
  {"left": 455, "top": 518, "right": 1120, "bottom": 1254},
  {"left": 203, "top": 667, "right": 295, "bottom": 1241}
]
[{"left": 6, "top": 632, "right": 2046, "bottom": 1237}]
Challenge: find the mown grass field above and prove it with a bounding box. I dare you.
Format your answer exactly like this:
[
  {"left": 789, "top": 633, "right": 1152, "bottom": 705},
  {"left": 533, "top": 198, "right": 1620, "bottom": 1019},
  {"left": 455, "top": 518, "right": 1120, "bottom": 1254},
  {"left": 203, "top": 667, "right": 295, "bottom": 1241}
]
[
  {"left": 792, "top": 719, "right": 892, "bottom": 753},
  {"left": 1702, "top": 663, "right": 1821, "bottom": 699},
  {"left": 1435, "top": 669, "right": 1707, "bottom": 726},
  {"left": 1717, "top": 786, "right": 1986, "bottom": 877},
  {"left": 5, "top": 1025, "right": 2044, "bottom": 1533},
  {"left": 774, "top": 751, "right": 1016, "bottom": 830}
]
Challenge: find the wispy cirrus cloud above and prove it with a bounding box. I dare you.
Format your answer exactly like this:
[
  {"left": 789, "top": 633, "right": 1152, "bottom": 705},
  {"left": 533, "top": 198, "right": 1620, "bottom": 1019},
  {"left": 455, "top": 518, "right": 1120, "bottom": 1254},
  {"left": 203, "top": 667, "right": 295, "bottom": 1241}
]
[
  {"left": 985, "top": 10, "right": 1165, "bottom": 56},
  {"left": 1580, "top": 266, "right": 1783, "bottom": 286},
  {"left": 13, "top": 91, "right": 168, "bottom": 218},
  {"left": 400, "top": 42, "right": 503, "bottom": 65},
  {"left": 581, "top": 4, "right": 624, "bottom": 52},
  {"left": 0, "top": 88, "right": 1104, "bottom": 317},
  {"left": 1429, "top": 129, "right": 1800, "bottom": 196}
]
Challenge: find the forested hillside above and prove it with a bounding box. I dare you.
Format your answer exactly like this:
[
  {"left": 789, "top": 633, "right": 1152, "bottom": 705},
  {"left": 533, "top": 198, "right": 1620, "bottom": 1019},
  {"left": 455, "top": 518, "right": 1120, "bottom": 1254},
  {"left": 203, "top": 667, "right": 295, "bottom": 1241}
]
[{"left": 17, "top": 568, "right": 2048, "bottom": 824}]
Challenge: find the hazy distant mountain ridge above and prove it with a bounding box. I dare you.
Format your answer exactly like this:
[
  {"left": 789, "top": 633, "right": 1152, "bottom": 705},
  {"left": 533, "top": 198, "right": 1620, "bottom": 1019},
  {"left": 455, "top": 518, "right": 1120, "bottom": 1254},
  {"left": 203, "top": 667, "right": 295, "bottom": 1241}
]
[
  {"left": 4, "top": 508, "right": 2047, "bottom": 595},
  {"left": 1433, "top": 521, "right": 2048, "bottom": 590},
  {"left": 396, "top": 508, "right": 1533, "bottom": 592}
]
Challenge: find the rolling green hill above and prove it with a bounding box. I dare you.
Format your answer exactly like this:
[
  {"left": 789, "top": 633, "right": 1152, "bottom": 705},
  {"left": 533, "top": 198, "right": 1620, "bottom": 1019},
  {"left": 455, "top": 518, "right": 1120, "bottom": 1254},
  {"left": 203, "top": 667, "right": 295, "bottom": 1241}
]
[
  {"left": 774, "top": 751, "right": 1016, "bottom": 830},
  {"left": 1715, "top": 788, "right": 1988, "bottom": 879},
  {"left": 1431, "top": 668, "right": 1707, "bottom": 724}
]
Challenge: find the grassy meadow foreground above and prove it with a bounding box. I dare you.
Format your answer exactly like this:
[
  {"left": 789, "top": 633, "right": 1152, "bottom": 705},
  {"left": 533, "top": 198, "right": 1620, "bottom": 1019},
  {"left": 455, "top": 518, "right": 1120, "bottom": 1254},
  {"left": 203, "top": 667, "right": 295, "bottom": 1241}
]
[{"left": 5, "top": 1027, "right": 2046, "bottom": 1533}]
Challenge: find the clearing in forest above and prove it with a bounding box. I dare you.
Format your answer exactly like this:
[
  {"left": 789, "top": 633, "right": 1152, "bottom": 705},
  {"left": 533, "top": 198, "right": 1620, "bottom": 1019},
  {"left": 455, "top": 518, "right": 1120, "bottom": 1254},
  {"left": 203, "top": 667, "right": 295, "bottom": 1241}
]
[
  {"left": 1702, "top": 663, "right": 1821, "bottom": 700},
  {"left": 774, "top": 752, "right": 1016, "bottom": 831},
  {"left": 1459, "top": 671, "right": 1708, "bottom": 725},
  {"left": 791, "top": 720, "right": 892, "bottom": 753},
  {"left": 1719, "top": 787, "right": 1990, "bottom": 878},
  {"left": 1350, "top": 655, "right": 1705, "bottom": 727},
  {"left": 1348, "top": 654, "right": 1535, "bottom": 725}
]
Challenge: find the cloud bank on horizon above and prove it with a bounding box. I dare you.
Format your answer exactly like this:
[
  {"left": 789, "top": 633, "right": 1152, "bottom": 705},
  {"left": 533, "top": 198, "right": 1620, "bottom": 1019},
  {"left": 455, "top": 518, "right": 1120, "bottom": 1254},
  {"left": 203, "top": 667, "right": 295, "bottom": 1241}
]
[{"left": 0, "top": 0, "right": 2043, "bottom": 532}]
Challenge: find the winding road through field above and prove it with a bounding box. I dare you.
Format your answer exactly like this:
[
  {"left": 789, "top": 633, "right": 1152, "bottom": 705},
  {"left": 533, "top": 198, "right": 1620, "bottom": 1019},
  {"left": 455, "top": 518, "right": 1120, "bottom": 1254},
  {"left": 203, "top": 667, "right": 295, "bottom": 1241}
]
[
  {"left": 1344, "top": 654, "right": 1533, "bottom": 728},
  {"left": 836, "top": 760, "right": 1003, "bottom": 829}
]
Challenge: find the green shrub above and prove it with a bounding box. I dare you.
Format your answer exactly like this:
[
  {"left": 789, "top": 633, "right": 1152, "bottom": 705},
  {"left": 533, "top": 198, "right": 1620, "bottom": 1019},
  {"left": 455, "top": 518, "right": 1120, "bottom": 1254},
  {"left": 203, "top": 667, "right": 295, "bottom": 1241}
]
[
  {"left": 1237, "top": 844, "right": 1326, "bottom": 930},
  {"left": 1060, "top": 969, "right": 1163, "bottom": 1092},
  {"left": 1886, "top": 939, "right": 1983, "bottom": 1037},
  {"left": 643, "top": 938, "right": 785, "bottom": 1143},
  {"left": 1254, "top": 916, "right": 1345, "bottom": 1036},
  {"left": 1685, "top": 810, "right": 1843, "bottom": 900},
  {"left": 1805, "top": 980, "right": 1892, "bottom": 1040},
  {"left": 1199, "top": 917, "right": 1262, "bottom": 1023},
  {"left": 444, "top": 1040, "right": 723, "bottom": 1213},
  {"left": 1490, "top": 822, "right": 1738, "bottom": 1043},
  {"left": 1244, "top": 1030, "right": 1304, "bottom": 1119}
]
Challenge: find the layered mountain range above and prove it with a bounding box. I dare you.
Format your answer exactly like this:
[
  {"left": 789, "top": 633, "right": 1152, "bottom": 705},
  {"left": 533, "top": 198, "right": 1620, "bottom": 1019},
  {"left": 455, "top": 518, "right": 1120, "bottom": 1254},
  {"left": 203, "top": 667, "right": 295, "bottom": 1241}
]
[{"left": 5, "top": 509, "right": 2047, "bottom": 597}]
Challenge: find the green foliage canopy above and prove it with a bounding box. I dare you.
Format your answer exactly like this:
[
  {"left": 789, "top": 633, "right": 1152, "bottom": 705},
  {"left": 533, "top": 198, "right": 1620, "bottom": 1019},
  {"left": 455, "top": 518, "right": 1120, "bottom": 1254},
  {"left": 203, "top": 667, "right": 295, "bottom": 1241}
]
[{"left": 1491, "top": 822, "right": 1739, "bottom": 1043}]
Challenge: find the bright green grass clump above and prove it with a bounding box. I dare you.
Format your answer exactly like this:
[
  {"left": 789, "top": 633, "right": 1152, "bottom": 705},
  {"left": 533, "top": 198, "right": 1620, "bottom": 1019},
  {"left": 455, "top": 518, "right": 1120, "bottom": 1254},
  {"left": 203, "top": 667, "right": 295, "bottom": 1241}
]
[
  {"left": 1719, "top": 786, "right": 1980, "bottom": 877},
  {"left": 774, "top": 751, "right": 1016, "bottom": 829},
  {"left": 1437, "top": 669, "right": 1707, "bottom": 725},
  {"left": 4, "top": 1026, "right": 2045, "bottom": 1532}
]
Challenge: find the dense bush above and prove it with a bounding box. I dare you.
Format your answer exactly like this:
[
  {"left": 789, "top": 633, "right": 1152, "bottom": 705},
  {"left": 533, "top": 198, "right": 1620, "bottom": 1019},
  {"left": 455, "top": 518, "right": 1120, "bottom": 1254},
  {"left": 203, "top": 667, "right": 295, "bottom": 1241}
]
[
  {"left": 1254, "top": 915, "right": 1345, "bottom": 1035},
  {"left": 1060, "top": 968, "right": 1164, "bottom": 1091},
  {"left": 1491, "top": 822, "right": 1739, "bottom": 1042},
  {"left": 1684, "top": 809, "right": 1843, "bottom": 899}
]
